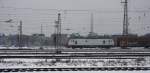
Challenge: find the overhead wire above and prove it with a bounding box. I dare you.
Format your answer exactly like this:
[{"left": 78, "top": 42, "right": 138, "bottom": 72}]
[
  {"left": 0, "top": 7, "right": 149, "bottom": 29},
  {"left": 1, "top": 7, "right": 150, "bottom": 13}
]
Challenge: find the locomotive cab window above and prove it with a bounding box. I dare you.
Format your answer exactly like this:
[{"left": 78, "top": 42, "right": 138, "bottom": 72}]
[
  {"left": 75, "top": 41, "right": 77, "bottom": 44},
  {"left": 85, "top": 40, "right": 88, "bottom": 42},
  {"left": 103, "top": 40, "right": 106, "bottom": 44},
  {"left": 109, "top": 40, "right": 111, "bottom": 42},
  {"left": 72, "top": 40, "right": 74, "bottom": 42}
]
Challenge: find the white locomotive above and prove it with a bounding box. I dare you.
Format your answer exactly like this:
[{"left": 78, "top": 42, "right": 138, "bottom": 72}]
[{"left": 67, "top": 38, "right": 115, "bottom": 48}]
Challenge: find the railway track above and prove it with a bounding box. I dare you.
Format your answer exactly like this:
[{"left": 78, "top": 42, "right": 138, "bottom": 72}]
[
  {"left": 0, "top": 48, "right": 150, "bottom": 53},
  {"left": 0, "top": 67, "right": 150, "bottom": 72},
  {"left": 0, "top": 48, "right": 150, "bottom": 59},
  {"left": 1, "top": 48, "right": 150, "bottom": 54},
  {"left": 0, "top": 52, "right": 149, "bottom": 59}
]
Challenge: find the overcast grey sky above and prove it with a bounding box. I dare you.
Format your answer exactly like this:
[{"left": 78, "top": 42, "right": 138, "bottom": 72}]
[{"left": 0, "top": 0, "right": 150, "bottom": 36}]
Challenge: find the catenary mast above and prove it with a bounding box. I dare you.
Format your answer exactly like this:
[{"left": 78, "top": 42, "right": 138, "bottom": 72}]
[
  {"left": 121, "top": 0, "right": 129, "bottom": 48},
  {"left": 122, "top": 0, "right": 129, "bottom": 35}
]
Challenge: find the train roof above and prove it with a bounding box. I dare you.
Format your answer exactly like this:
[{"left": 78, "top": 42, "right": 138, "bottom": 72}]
[{"left": 69, "top": 36, "right": 113, "bottom": 39}]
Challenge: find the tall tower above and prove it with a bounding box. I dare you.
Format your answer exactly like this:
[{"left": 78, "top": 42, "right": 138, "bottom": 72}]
[
  {"left": 55, "top": 13, "right": 62, "bottom": 54},
  {"left": 122, "top": 0, "right": 129, "bottom": 36}
]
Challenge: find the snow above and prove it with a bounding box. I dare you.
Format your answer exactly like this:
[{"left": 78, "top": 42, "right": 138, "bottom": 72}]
[{"left": 0, "top": 58, "right": 150, "bottom": 69}]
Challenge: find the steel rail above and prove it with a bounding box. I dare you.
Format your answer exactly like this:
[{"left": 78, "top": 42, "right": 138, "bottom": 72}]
[{"left": 0, "top": 67, "right": 150, "bottom": 72}]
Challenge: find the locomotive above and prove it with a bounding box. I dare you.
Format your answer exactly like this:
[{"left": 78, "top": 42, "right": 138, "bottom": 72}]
[{"left": 67, "top": 38, "right": 115, "bottom": 48}]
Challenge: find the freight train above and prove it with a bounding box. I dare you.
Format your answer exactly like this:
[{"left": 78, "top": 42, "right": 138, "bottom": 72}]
[{"left": 66, "top": 35, "right": 150, "bottom": 48}]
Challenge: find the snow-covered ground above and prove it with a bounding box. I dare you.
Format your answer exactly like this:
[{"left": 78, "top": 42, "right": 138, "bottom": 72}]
[
  {"left": 0, "top": 46, "right": 56, "bottom": 49},
  {"left": 0, "top": 57, "right": 150, "bottom": 69},
  {"left": 9, "top": 71, "right": 150, "bottom": 73},
  {"left": 0, "top": 47, "right": 150, "bottom": 69}
]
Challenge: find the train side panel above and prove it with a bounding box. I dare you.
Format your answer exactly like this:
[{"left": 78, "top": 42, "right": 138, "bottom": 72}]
[{"left": 67, "top": 39, "right": 115, "bottom": 48}]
